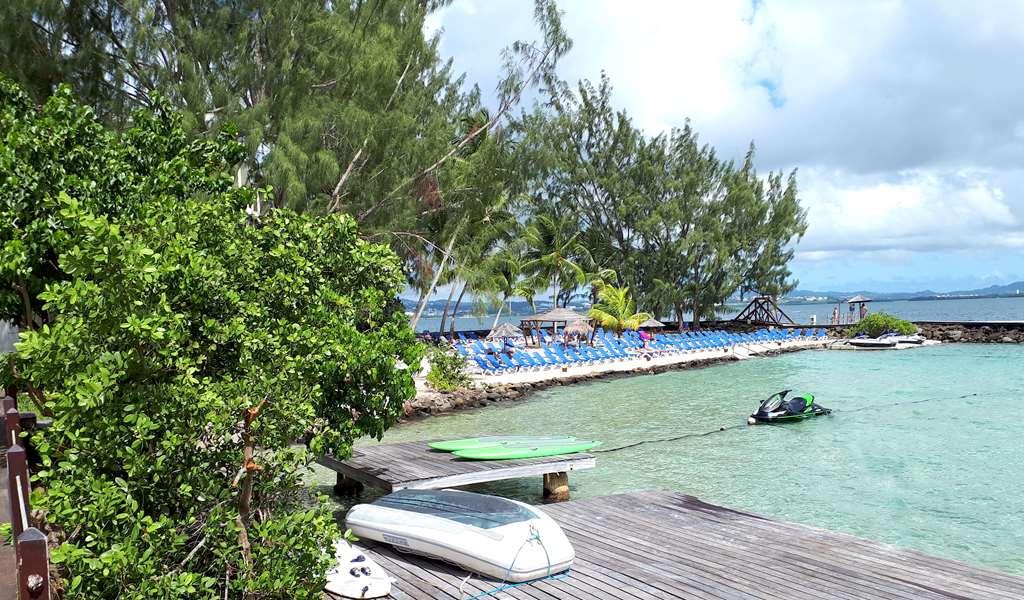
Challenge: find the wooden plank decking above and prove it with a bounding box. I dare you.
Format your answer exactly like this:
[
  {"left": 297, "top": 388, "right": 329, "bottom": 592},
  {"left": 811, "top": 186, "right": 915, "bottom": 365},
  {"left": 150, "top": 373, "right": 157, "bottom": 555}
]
[
  {"left": 342, "top": 491, "right": 1024, "bottom": 600},
  {"left": 317, "top": 440, "right": 595, "bottom": 492}
]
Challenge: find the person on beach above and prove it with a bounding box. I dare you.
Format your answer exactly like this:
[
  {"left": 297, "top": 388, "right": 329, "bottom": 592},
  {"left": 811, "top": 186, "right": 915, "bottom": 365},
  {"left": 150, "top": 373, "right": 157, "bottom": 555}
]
[
  {"left": 848, "top": 303, "right": 855, "bottom": 324},
  {"left": 503, "top": 339, "right": 520, "bottom": 371},
  {"left": 639, "top": 329, "right": 651, "bottom": 348},
  {"left": 860, "top": 302, "right": 868, "bottom": 320},
  {"left": 831, "top": 305, "right": 839, "bottom": 325}
]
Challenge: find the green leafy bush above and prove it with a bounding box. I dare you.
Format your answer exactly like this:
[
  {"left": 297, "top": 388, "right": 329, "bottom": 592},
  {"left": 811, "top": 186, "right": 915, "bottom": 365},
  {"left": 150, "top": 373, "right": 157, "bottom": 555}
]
[
  {"left": 2, "top": 80, "right": 421, "bottom": 598},
  {"left": 849, "top": 312, "right": 916, "bottom": 337},
  {"left": 426, "top": 344, "right": 471, "bottom": 391}
]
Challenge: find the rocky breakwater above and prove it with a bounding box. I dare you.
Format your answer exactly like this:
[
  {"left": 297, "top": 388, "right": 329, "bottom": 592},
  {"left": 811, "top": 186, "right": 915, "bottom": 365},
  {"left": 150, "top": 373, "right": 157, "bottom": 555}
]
[
  {"left": 916, "top": 322, "right": 1024, "bottom": 343},
  {"left": 403, "top": 384, "right": 524, "bottom": 418}
]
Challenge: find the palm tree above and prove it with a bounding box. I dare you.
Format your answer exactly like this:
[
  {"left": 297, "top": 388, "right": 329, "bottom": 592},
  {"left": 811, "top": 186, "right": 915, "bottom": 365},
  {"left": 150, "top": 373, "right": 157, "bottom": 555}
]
[
  {"left": 588, "top": 284, "right": 650, "bottom": 337},
  {"left": 522, "top": 211, "right": 592, "bottom": 307},
  {"left": 473, "top": 249, "right": 542, "bottom": 328}
]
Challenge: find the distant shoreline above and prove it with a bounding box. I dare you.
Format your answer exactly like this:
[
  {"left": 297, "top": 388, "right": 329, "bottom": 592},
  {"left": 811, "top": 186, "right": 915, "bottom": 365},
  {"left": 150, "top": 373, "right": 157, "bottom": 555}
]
[{"left": 782, "top": 293, "right": 1024, "bottom": 305}]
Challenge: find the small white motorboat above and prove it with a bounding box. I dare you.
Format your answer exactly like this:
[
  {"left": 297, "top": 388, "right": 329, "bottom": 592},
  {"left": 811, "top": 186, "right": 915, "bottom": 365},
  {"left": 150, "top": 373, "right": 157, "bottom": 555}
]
[
  {"left": 346, "top": 489, "right": 574, "bottom": 582},
  {"left": 324, "top": 539, "right": 393, "bottom": 599},
  {"left": 881, "top": 332, "right": 926, "bottom": 345},
  {"left": 847, "top": 335, "right": 897, "bottom": 349}
]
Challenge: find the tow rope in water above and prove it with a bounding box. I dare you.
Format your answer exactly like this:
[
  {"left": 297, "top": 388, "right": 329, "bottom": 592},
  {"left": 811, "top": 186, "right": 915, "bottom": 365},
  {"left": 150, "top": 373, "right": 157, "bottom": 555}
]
[
  {"left": 839, "top": 392, "right": 978, "bottom": 413},
  {"left": 594, "top": 424, "right": 746, "bottom": 454},
  {"left": 593, "top": 392, "right": 980, "bottom": 454}
]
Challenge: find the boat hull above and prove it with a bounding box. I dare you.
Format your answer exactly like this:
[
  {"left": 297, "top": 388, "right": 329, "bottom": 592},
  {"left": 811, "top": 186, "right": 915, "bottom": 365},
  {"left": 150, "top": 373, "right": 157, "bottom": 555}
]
[
  {"left": 346, "top": 490, "right": 574, "bottom": 582},
  {"left": 848, "top": 338, "right": 897, "bottom": 349},
  {"left": 749, "top": 406, "right": 831, "bottom": 424}
]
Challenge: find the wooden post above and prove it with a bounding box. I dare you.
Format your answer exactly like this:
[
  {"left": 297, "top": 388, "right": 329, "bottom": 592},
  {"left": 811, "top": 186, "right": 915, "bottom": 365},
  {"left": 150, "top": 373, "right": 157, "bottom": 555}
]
[
  {"left": 5, "top": 407, "right": 21, "bottom": 449},
  {"left": 333, "top": 474, "right": 364, "bottom": 496},
  {"left": 7, "top": 444, "right": 30, "bottom": 541},
  {"left": 543, "top": 472, "right": 570, "bottom": 501},
  {"left": 17, "top": 527, "right": 51, "bottom": 599}
]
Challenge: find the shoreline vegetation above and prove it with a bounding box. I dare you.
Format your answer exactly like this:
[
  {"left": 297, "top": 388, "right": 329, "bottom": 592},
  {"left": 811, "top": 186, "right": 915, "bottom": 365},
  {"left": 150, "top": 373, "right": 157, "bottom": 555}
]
[{"left": 1, "top": 1, "right": 1021, "bottom": 597}]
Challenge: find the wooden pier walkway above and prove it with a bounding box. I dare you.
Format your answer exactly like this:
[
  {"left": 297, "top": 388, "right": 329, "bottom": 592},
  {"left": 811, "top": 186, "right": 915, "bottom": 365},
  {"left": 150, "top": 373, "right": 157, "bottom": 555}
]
[
  {"left": 317, "top": 441, "right": 595, "bottom": 500},
  {"left": 341, "top": 491, "right": 1024, "bottom": 600}
]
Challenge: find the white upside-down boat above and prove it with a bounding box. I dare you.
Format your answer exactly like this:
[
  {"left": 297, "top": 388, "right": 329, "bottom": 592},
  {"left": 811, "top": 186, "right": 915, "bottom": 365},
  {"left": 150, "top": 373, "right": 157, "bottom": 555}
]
[
  {"left": 324, "top": 539, "right": 393, "bottom": 599},
  {"left": 345, "top": 489, "right": 574, "bottom": 582}
]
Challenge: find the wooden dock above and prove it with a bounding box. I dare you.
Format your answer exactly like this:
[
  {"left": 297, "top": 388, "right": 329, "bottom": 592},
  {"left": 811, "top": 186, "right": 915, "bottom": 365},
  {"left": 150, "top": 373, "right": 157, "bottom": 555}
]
[
  {"left": 338, "top": 491, "right": 1024, "bottom": 600},
  {"left": 317, "top": 441, "right": 595, "bottom": 500}
]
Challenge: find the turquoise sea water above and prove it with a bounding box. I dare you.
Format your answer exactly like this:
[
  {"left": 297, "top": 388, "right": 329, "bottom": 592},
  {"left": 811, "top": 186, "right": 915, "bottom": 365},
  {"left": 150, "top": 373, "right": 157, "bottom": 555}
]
[{"left": 323, "top": 344, "right": 1024, "bottom": 575}]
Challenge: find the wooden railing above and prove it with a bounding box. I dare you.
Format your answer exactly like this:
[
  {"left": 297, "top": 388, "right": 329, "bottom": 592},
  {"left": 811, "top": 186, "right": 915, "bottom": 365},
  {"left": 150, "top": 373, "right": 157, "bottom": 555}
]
[{"left": 3, "top": 391, "right": 51, "bottom": 599}]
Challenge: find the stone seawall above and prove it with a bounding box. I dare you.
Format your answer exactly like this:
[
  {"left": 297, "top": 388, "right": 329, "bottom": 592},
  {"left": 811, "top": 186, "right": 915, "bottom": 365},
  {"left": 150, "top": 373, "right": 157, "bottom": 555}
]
[
  {"left": 402, "top": 344, "right": 810, "bottom": 420},
  {"left": 914, "top": 322, "right": 1024, "bottom": 343}
]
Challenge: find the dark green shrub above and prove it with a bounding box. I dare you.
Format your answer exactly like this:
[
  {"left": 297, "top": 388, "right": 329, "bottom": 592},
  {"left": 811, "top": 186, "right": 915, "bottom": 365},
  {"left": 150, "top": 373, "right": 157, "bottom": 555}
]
[
  {"left": 849, "top": 312, "right": 916, "bottom": 337},
  {"left": 2, "top": 80, "right": 421, "bottom": 598},
  {"left": 426, "top": 344, "right": 471, "bottom": 391}
]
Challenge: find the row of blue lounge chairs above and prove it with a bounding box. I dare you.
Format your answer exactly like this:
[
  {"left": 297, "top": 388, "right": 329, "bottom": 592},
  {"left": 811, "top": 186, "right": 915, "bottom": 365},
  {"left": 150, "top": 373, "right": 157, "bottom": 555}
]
[{"left": 451, "top": 327, "right": 828, "bottom": 375}]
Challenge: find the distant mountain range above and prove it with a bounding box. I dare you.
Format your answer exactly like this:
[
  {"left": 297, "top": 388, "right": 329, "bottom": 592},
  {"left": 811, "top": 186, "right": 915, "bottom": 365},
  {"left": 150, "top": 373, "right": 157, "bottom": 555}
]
[{"left": 783, "top": 281, "right": 1024, "bottom": 304}]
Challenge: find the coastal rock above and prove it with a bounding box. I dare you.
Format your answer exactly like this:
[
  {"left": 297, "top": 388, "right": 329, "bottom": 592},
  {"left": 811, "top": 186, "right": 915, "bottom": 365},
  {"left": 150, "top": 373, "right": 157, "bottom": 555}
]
[{"left": 1001, "top": 336, "right": 1016, "bottom": 343}]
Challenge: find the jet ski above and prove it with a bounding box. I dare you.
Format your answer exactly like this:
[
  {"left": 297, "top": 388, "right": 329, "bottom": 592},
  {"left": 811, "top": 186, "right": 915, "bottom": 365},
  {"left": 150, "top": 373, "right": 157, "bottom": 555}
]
[{"left": 748, "top": 390, "right": 831, "bottom": 425}]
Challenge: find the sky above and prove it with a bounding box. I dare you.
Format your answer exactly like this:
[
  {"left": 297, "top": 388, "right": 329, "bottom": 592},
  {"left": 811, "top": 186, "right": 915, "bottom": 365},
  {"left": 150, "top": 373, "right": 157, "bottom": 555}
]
[{"left": 425, "top": 0, "right": 1024, "bottom": 293}]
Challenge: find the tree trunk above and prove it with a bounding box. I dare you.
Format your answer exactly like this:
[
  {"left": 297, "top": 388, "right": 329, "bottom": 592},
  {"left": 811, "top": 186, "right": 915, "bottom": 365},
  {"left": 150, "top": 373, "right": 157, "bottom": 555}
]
[
  {"left": 409, "top": 224, "right": 462, "bottom": 331},
  {"left": 491, "top": 299, "right": 505, "bottom": 330},
  {"left": 692, "top": 265, "right": 701, "bottom": 330},
  {"left": 449, "top": 283, "right": 468, "bottom": 338},
  {"left": 438, "top": 281, "right": 459, "bottom": 337}
]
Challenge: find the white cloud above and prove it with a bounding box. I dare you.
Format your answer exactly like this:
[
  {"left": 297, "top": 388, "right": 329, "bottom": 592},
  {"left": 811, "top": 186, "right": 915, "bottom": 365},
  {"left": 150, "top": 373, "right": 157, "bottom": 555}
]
[
  {"left": 796, "top": 168, "right": 1021, "bottom": 255},
  {"left": 428, "top": 0, "right": 1024, "bottom": 288}
]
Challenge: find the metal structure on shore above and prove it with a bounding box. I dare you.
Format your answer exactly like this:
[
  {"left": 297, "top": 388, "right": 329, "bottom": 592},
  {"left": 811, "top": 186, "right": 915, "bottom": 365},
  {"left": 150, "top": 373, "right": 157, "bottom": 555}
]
[{"left": 732, "top": 295, "right": 796, "bottom": 326}]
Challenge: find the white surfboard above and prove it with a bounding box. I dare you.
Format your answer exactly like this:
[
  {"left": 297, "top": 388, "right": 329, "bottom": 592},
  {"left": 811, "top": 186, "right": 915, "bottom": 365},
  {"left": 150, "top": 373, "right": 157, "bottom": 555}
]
[{"left": 324, "top": 539, "right": 393, "bottom": 599}]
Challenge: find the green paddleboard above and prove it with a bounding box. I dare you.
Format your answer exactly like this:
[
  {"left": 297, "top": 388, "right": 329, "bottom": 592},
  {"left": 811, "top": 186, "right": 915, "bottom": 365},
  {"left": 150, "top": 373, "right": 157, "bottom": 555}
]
[
  {"left": 429, "top": 436, "right": 577, "bottom": 452},
  {"left": 452, "top": 441, "right": 602, "bottom": 460}
]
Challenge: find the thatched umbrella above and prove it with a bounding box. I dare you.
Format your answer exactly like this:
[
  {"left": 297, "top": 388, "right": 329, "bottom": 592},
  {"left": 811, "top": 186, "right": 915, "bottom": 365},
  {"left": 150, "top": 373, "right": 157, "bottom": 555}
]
[
  {"left": 639, "top": 317, "right": 665, "bottom": 329},
  {"left": 563, "top": 319, "right": 593, "bottom": 342},
  {"left": 520, "top": 307, "right": 588, "bottom": 340},
  {"left": 486, "top": 322, "right": 525, "bottom": 342}
]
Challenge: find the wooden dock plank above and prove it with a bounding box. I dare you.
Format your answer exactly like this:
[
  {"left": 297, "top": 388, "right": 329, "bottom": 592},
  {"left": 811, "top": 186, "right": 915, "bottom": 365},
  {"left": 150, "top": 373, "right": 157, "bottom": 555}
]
[
  {"left": 317, "top": 440, "right": 595, "bottom": 492},
  {"left": 353, "top": 491, "right": 1024, "bottom": 600},
  {"left": 621, "top": 492, "right": 1020, "bottom": 600}
]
